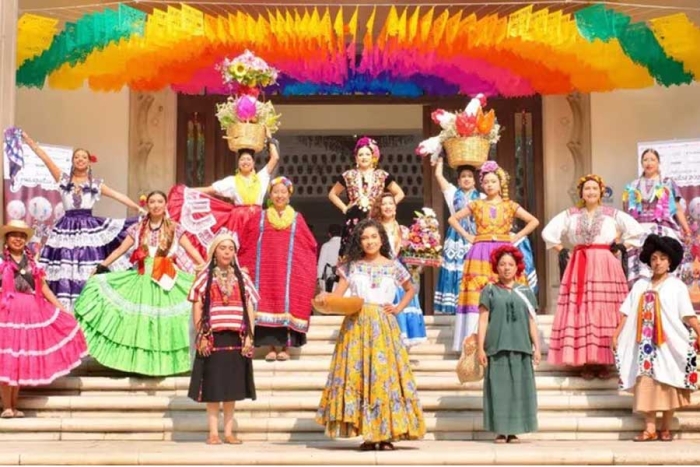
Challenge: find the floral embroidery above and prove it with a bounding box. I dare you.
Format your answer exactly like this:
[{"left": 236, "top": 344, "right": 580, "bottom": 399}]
[{"left": 342, "top": 169, "right": 389, "bottom": 213}]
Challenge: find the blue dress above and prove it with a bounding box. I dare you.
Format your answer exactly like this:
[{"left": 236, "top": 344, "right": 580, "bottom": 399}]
[{"left": 433, "top": 186, "right": 480, "bottom": 315}]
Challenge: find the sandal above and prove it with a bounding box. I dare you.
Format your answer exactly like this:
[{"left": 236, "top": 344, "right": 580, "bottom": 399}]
[
  {"left": 264, "top": 351, "right": 277, "bottom": 362},
  {"left": 494, "top": 435, "right": 507, "bottom": 444},
  {"left": 0, "top": 409, "right": 14, "bottom": 419},
  {"left": 378, "top": 442, "right": 395, "bottom": 451},
  {"left": 12, "top": 410, "right": 24, "bottom": 419},
  {"left": 506, "top": 435, "right": 520, "bottom": 444},
  {"left": 659, "top": 430, "right": 673, "bottom": 442},
  {"left": 206, "top": 435, "right": 222, "bottom": 445},
  {"left": 633, "top": 430, "right": 658, "bottom": 442},
  {"left": 224, "top": 435, "right": 242, "bottom": 444},
  {"left": 276, "top": 350, "right": 290, "bottom": 361},
  {"left": 359, "top": 442, "right": 377, "bottom": 451}
]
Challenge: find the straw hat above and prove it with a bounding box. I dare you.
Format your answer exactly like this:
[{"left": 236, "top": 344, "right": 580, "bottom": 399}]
[{"left": 0, "top": 219, "right": 35, "bottom": 240}]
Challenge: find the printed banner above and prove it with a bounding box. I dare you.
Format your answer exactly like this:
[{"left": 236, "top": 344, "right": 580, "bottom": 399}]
[
  {"left": 637, "top": 139, "right": 700, "bottom": 309},
  {"left": 3, "top": 142, "right": 72, "bottom": 249}
]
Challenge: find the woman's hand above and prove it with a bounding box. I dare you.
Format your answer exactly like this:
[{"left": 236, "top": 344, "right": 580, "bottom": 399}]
[
  {"left": 313, "top": 292, "right": 329, "bottom": 308},
  {"left": 242, "top": 335, "right": 254, "bottom": 358},
  {"left": 383, "top": 304, "right": 399, "bottom": 315},
  {"left": 510, "top": 232, "right": 521, "bottom": 244},
  {"left": 464, "top": 233, "right": 476, "bottom": 243},
  {"left": 533, "top": 348, "right": 541, "bottom": 366},
  {"left": 611, "top": 334, "right": 619, "bottom": 351},
  {"left": 477, "top": 348, "right": 487, "bottom": 367},
  {"left": 431, "top": 157, "right": 443, "bottom": 168}
]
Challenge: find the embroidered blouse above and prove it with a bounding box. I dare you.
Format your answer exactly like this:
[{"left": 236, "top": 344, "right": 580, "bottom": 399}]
[
  {"left": 188, "top": 268, "right": 259, "bottom": 332},
  {"left": 338, "top": 260, "right": 410, "bottom": 305},
  {"left": 212, "top": 167, "right": 271, "bottom": 206},
  {"left": 58, "top": 172, "right": 103, "bottom": 211},
  {"left": 541, "top": 206, "right": 644, "bottom": 249}
]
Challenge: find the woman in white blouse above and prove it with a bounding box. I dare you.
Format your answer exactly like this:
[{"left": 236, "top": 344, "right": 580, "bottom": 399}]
[
  {"left": 542, "top": 174, "right": 644, "bottom": 380},
  {"left": 166, "top": 130, "right": 280, "bottom": 256}
]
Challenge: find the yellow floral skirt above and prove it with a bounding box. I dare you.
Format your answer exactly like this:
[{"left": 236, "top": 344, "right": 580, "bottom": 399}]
[{"left": 315, "top": 304, "right": 426, "bottom": 442}]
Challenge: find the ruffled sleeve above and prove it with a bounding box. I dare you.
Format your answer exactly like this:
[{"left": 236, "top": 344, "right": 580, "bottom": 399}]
[
  {"left": 127, "top": 222, "right": 140, "bottom": 241},
  {"left": 58, "top": 172, "right": 71, "bottom": 192},
  {"left": 541, "top": 209, "right": 570, "bottom": 250},
  {"left": 393, "top": 260, "right": 411, "bottom": 285},
  {"left": 212, "top": 176, "right": 237, "bottom": 199},
  {"left": 383, "top": 172, "right": 395, "bottom": 188},
  {"left": 337, "top": 262, "right": 350, "bottom": 281},
  {"left": 614, "top": 209, "right": 645, "bottom": 248}
]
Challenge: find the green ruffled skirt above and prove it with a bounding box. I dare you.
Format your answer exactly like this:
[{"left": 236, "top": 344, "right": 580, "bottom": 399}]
[{"left": 73, "top": 258, "right": 194, "bottom": 376}]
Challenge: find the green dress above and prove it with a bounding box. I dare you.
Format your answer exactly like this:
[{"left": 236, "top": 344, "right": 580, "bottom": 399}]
[
  {"left": 479, "top": 283, "right": 539, "bottom": 435},
  {"left": 73, "top": 223, "right": 195, "bottom": 376}
]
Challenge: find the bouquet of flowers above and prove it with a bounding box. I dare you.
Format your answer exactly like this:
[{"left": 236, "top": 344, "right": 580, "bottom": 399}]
[
  {"left": 401, "top": 207, "right": 443, "bottom": 268},
  {"left": 215, "top": 96, "right": 281, "bottom": 133},
  {"left": 220, "top": 50, "right": 279, "bottom": 91},
  {"left": 215, "top": 50, "right": 282, "bottom": 151},
  {"left": 415, "top": 93, "right": 500, "bottom": 167}
]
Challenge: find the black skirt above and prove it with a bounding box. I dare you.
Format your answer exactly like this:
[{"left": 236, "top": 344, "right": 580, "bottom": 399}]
[
  {"left": 188, "top": 331, "right": 256, "bottom": 403},
  {"left": 254, "top": 326, "right": 307, "bottom": 348}
]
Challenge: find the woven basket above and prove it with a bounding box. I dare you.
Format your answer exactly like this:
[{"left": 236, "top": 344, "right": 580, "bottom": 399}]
[
  {"left": 224, "top": 122, "right": 266, "bottom": 153},
  {"left": 444, "top": 136, "right": 490, "bottom": 169},
  {"left": 455, "top": 333, "right": 484, "bottom": 383},
  {"left": 311, "top": 296, "right": 364, "bottom": 316}
]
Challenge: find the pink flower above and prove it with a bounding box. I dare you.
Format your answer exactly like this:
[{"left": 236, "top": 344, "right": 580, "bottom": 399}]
[{"left": 235, "top": 96, "right": 257, "bottom": 121}]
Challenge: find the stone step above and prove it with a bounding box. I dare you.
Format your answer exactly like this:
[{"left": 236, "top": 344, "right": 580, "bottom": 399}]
[
  {"left": 1, "top": 414, "right": 699, "bottom": 437},
  {"left": 308, "top": 315, "right": 556, "bottom": 326},
  {"left": 23, "top": 374, "right": 629, "bottom": 394},
  {"left": 1, "top": 439, "right": 699, "bottom": 465},
  {"left": 15, "top": 393, "right": 700, "bottom": 415}
]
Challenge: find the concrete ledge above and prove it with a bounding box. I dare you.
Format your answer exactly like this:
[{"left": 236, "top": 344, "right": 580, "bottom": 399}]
[{"left": 1, "top": 439, "right": 699, "bottom": 466}]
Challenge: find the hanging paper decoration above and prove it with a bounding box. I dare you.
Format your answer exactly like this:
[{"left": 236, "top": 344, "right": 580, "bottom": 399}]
[{"left": 14, "top": 4, "right": 700, "bottom": 96}]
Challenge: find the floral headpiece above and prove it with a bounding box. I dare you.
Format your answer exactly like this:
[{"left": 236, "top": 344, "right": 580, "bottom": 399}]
[
  {"left": 268, "top": 176, "right": 294, "bottom": 195},
  {"left": 576, "top": 174, "right": 606, "bottom": 206},
  {"left": 479, "top": 160, "right": 510, "bottom": 201},
  {"left": 88, "top": 153, "right": 98, "bottom": 163},
  {"left": 355, "top": 137, "right": 381, "bottom": 163}
]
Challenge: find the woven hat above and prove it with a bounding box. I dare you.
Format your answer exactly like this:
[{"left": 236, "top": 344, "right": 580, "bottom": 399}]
[{"left": 0, "top": 220, "right": 34, "bottom": 240}]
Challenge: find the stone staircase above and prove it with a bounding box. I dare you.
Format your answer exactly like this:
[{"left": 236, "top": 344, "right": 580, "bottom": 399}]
[{"left": 3, "top": 316, "right": 700, "bottom": 443}]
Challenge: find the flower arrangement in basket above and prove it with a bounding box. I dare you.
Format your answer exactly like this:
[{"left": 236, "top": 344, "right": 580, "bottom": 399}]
[
  {"left": 215, "top": 50, "right": 281, "bottom": 153},
  {"left": 400, "top": 208, "right": 443, "bottom": 268},
  {"left": 415, "top": 93, "right": 500, "bottom": 169}
]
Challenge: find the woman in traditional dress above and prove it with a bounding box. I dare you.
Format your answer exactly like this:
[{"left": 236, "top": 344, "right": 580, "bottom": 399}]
[
  {"left": 238, "top": 177, "right": 317, "bottom": 362},
  {"left": 188, "top": 233, "right": 258, "bottom": 445},
  {"left": 314, "top": 219, "right": 425, "bottom": 450},
  {"left": 372, "top": 192, "right": 427, "bottom": 347},
  {"left": 22, "top": 131, "right": 142, "bottom": 310},
  {"left": 477, "top": 245, "right": 540, "bottom": 444},
  {"left": 623, "top": 148, "right": 693, "bottom": 286},
  {"left": 613, "top": 235, "right": 700, "bottom": 442},
  {"left": 0, "top": 220, "right": 88, "bottom": 418},
  {"left": 328, "top": 137, "right": 404, "bottom": 257},
  {"left": 543, "top": 174, "right": 644, "bottom": 380},
  {"left": 448, "top": 161, "right": 540, "bottom": 352},
  {"left": 432, "top": 158, "right": 481, "bottom": 315},
  {"left": 167, "top": 132, "right": 280, "bottom": 257},
  {"left": 73, "top": 191, "right": 205, "bottom": 376}
]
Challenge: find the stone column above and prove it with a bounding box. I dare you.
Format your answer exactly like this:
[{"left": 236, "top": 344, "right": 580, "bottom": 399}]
[
  {"left": 0, "top": 0, "right": 19, "bottom": 223},
  {"left": 128, "top": 89, "right": 177, "bottom": 199}
]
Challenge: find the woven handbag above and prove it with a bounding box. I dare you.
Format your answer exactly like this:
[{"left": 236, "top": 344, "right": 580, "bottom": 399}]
[{"left": 456, "top": 333, "right": 484, "bottom": 383}]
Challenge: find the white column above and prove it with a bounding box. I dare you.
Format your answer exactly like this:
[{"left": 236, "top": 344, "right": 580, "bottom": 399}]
[{"left": 0, "top": 0, "right": 19, "bottom": 223}]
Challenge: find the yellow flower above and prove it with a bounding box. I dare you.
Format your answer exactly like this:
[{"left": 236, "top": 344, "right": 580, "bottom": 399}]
[{"left": 230, "top": 61, "right": 247, "bottom": 78}]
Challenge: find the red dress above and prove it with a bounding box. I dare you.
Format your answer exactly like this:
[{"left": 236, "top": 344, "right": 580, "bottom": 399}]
[{"left": 238, "top": 207, "right": 318, "bottom": 347}]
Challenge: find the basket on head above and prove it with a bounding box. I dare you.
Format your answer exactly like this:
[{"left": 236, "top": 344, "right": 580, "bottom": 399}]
[
  {"left": 444, "top": 136, "right": 490, "bottom": 169},
  {"left": 224, "top": 122, "right": 266, "bottom": 153},
  {"left": 455, "top": 333, "right": 484, "bottom": 383}
]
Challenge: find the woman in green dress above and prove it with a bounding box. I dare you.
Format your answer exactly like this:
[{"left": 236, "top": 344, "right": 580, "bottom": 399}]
[
  {"left": 477, "top": 244, "right": 540, "bottom": 443},
  {"left": 74, "top": 191, "right": 205, "bottom": 376}
]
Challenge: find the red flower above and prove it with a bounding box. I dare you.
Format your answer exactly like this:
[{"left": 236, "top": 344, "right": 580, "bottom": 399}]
[
  {"left": 88, "top": 153, "right": 98, "bottom": 163},
  {"left": 455, "top": 113, "right": 476, "bottom": 137}
]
